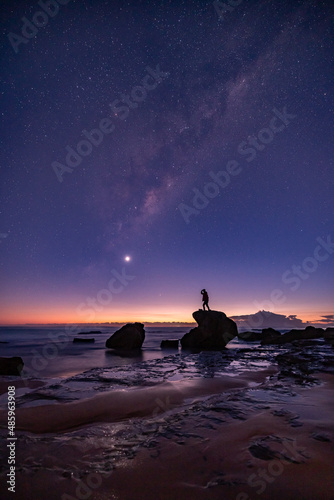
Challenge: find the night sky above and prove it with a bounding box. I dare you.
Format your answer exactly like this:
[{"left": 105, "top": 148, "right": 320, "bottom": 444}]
[{"left": 1, "top": 0, "right": 333, "bottom": 325}]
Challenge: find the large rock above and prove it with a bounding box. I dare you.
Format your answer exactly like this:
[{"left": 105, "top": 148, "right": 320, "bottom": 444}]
[
  {"left": 161, "top": 340, "right": 179, "bottom": 349},
  {"left": 238, "top": 331, "right": 262, "bottom": 341},
  {"left": 261, "top": 326, "right": 324, "bottom": 345},
  {"left": 73, "top": 338, "right": 95, "bottom": 343},
  {"left": 0, "top": 357, "right": 24, "bottom": 375},
  {"left": 106, "top": 323, "right": 145, "bottom": 350},
  {"left": 324, "top": 328, "right": 334, "bottom": 340},
  {"left": 78, "top": 330, "right": 102, "bottom": 335},
  {"left": 180, "top": 310, "right": 237, "bottom": 350},
  {"left": 262, "top": 328, "right": 282, "bottom": 339},
  {"left": 238, "top": 328, "right": 281, "bottom": 342}
]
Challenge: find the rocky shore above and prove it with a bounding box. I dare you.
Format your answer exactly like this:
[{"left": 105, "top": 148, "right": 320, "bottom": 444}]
[{"left": 0, "top": 314, "right": 333, "bottom": 500}]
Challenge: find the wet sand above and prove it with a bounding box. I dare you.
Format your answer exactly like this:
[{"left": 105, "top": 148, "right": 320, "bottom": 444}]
[
  {"left": 0, "top": 368, "right": 275, "bottom": 433},
  {"left": 102, "top": 373, "right": 334, "bottom": 500},
  {"left": 0, "top": 368, "right": 333, "bottom": 500},
  {"left": 0, "top": 379, "right": 45, "bottom": 396}
]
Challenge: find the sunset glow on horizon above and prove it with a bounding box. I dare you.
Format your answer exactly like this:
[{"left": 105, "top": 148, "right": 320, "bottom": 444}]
[
  {"left": 0, "top": 297, "right": 332, "bottom": 327},
  {"left": 1, "top": 4, "right": 334, "bottom": 500},
  {"left": 0, "top": 1, "right": 333, "bottom": 330}
]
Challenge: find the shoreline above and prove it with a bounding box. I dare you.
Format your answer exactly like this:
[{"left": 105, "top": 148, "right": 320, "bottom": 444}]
[
  {"left": 0, "top": 339, "right": 333, "bottom": 500},
  {"left": 0, "top": 367, "right": 277, "bottom": 433},
  {"left": 107, "top": 374, "right": 334, "bottom": 500},
  {"left": 0, "top": 370, "right": 333, "bottom": 499}
]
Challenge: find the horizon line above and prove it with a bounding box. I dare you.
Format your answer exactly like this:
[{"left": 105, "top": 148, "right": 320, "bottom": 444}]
[{"left": 0, "top": 309, "right": 332, "bottom": 328}]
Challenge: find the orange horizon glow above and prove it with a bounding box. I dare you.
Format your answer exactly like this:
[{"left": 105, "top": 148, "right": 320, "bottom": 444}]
[
  {"left": 1, "top": 283, "right": 332, "bottom": 327},
  {"left": 0, "top": 305, "right": 331, "bottom": 326}
]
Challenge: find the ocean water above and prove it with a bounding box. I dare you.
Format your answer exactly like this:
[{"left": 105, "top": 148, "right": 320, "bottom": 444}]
[
  {"left": 1, "top": 325, "right": 332, "bottom": 413},
  {"left": 0, "top": 323, "right": 282, "bottom": 414},
  {"left": 0, "top": 324, "right": 267, "bottom": 412},
  {"left": 0, "top": 325, "right": 299, "bottom": 379},
  {"left": 0, "top": 326, "right": 194, "bottom": 378},
  {"left": 0, "top": 324, "right": 333, "bottom": 500}
]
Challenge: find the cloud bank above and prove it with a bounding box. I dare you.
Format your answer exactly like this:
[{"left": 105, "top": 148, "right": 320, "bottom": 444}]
[{"left": 232, "top": 311, "right": 334, "bottom": 330}]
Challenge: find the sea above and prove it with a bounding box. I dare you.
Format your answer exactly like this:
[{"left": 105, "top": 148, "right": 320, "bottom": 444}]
[
  {"left": 0, "top": 324, "right": 273, "bottom": 378},
  {"left": 0, "top": 324, "right": 332, "bottom": 412},
  {"left": 0, "top": 324, "right": 278, "bottom": 405},
  {"left": 1, "top": 324, "right": 333, "bottom": 500},
  {"left": 0, "top": 325, "right": 196, "bottom": 378}
]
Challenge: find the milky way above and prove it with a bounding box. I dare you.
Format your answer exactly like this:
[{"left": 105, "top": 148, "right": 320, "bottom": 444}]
[{"left": 1, "top": 0, "right": 333, "bottom": 323}]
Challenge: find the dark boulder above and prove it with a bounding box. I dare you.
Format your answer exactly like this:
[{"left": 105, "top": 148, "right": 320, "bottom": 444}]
[
  {"left": 78, "top": 331, "right": 102, "bottom": 335},
  {"left": 181, "top": 310, "right": 237, "bottom": 350},
  {"left": 262, "top": 327, "right": 281, "bottom": 339},
  {"left": 238, "top": 328, "right": 281, "bottom": 342},
  {"left": 0, "top": 357, "right": 24, "bottom": 375},
  {"left": 106, "top": 323, "right": 145, "bottom": 350},
  {"left": 300, "top": 326, "right": 324, "bottom": 338},
  {"left": 262, "top": 326, "right": 324, "bottom": 345},
  {"left": 238, "top": 331, "right": 263, "bottom": 341},
  {"left": 161, "top": 340, "right": 179, "bottom": 349},
  {"left": 73, "top": 338, "right": 95, "bottom": 343},
  {"left": 324, "top": 328, "right": 334, "bottom": 340}
]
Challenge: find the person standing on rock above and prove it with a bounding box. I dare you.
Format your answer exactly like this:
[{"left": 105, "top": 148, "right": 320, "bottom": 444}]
[{"left": 201, "top": 289, "right": 210, "bottom": 311}]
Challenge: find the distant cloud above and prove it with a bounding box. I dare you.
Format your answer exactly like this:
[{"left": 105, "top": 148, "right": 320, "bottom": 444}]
[
  {"left": 232, "top": 311, "right": 334, "bottom": 330},
  {"left": 232, "top": 310, "right": 307, "bottom": 330},
  {"left": 317, "top": 315, "right": 334, "bottom": 324}
]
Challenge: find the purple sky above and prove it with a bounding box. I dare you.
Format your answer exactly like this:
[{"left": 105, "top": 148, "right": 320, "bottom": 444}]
[{"left": 0, "top": 0, "right": 333, "bottom": 325}]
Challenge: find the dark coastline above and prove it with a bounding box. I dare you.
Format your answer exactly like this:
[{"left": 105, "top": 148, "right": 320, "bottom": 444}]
[{"left": 0, "top": 336, "right": 334, "bottom": 499}]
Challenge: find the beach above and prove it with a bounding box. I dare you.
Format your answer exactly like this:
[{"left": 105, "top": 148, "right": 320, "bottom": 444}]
[
  {"left": 1, "top": 0, "right": 334, "bottom": 498},
  {"left": 0, "top": 328, "right": 333, "bottom": 499}
]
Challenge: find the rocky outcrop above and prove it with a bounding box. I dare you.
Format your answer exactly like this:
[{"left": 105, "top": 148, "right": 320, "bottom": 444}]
[
  {"left": 73, "top": 338, "right": 95, "bottom": 343},
  {"left": 261, "top": 326, "right": 324, "bottom": 345},
  {"left": 78, "top": 331, "right": 102, "bottom": 335},
  {"left": 161, "top": 340, "right": 179, "bottom": 349},
  {"left": 0, "top": 357, "right": 24, "bottom": 375},
  {"left": 238, "top": 331, "right": 262, "bottom": 341},
  {"left": 106, "top": 323, "right": 145, "bottom": 350},
  {"left": 238, "top": 328, "right": 281, "bottom": 342},
  {"left": 180, "top": 310, "right": 237, "bottom": 350},
  {"left": 324, "top": 328, "right": 334, "bottom": 340},
  {"left": 262, "top": 328, "right": 282, "bottom": 339}
]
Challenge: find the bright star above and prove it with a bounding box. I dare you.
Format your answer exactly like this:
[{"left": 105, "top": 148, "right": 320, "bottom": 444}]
[{"left": 124, "top": 255, "right": 131, "bottom": 262}]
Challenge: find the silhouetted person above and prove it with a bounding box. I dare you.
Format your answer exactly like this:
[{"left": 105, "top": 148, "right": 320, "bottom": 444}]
[{"left": 201, "top": 289, "right": 210, "bottom": 311}]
